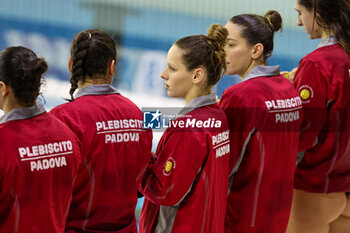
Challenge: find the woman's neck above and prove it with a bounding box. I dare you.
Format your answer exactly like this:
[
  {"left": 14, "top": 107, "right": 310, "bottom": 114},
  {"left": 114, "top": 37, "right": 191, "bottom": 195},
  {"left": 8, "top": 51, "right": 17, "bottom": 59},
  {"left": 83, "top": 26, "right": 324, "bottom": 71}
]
[
  {"left": 321, "top": 30, "right": 333, "bottom": 40},
  {"left": 241, "top": 59, "right": 264, "bottom": 80},
  {"left": 184, "top": 88, "right": 211, "bottom": 104},
  {"left": 3, "top": 98, "right": 30, "bottom": 114},
  {"left": 78, "top": 76, "right": 111, "bottom": 90}
]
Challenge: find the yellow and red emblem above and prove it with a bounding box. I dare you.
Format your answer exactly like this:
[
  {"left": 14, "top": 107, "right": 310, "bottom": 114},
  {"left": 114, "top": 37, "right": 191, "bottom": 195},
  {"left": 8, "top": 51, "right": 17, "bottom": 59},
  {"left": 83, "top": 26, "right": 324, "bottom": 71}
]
[
  {"left": 298, "top": 85, "right": 314, "bottom": 101},
  {"left": 163, "top": 157, "right": 176, "bottom": 176},
  {"left": 165, "top": 161, "right": 173, "bottom": 172},
  {"left": 300, "top": 89, "right": 310, "bottom": 100}
]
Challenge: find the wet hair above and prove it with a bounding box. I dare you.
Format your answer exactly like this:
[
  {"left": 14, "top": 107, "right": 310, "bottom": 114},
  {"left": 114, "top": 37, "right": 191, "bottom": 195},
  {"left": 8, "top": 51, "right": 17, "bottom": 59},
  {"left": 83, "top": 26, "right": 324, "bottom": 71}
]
[
  {"left": 175, "top": 24, "right": 228, "bottom": 87},
  {"left": 0, "top": 46, "right": 47, "bottom": 106},
  {"left": 69, "top": 29, "right": 117, "bottom": 100},
  {"left": 229, "top": 10, "right": 283, "bottom": 61},
  {"left": 299, "top": 0, "right": 350, "bottom": 55}
]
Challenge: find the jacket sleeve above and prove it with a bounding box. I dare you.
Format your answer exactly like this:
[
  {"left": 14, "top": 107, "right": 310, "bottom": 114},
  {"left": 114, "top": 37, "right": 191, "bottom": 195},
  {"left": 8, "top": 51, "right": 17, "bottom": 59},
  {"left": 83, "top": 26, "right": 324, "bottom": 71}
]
[
  {"left": 135, "top": 129, "right": 153, "bottom": 186},
  {"left": 293, "top": 60, "right": 328, "bottom": 152},
  {"left": 140, "top": 130, "right": 208, "bottom": 206}
]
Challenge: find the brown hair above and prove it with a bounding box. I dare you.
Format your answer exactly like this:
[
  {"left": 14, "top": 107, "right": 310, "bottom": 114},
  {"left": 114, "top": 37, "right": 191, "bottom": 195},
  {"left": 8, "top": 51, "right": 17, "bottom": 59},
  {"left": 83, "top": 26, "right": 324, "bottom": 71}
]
[
  {"left": 299, "top": 0, "right": 350, "bottom": 55},
  {"left": 175, "top": 24, "right": 228, "bottom": 87},
  {"left": 229, "top": 10, "right": 282, "bottom": 61},
  {"left": 298, "top": 0, "right": 314, "bottom": 10},
  {"left": 69, "top": 29, "right": 117, "bottom": 100},
  {"left": 0, "top": 46, "right": 47, "bottom": 106}
]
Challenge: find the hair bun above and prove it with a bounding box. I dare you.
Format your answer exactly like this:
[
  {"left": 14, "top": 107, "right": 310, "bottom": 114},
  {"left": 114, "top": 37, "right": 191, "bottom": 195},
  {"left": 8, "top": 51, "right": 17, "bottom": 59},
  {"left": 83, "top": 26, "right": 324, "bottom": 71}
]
[
  {"left": 207, "top": 23, "right": 228, "bottom": 48},
  {"left": 23, "top": 57, "right": 48, "bottom": 79},
  {"left": 34, "top": 58, "right": 48, "bottom": 75},
  {"left": 264, "top": 10, "right": 283, "bottom": 32}
]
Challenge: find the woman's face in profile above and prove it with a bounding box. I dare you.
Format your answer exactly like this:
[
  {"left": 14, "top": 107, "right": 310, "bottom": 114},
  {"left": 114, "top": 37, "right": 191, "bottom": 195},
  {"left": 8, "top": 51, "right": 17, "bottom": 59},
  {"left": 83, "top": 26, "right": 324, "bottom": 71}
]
[
  {"left": 160, "top": 44, "right": 194, "bottom": 100},
  {"left": 294, "top": 0, "right": 322, "bottom": 39},
  {"left": 224, "top": 22, "right": 254, "bottom": 77}
]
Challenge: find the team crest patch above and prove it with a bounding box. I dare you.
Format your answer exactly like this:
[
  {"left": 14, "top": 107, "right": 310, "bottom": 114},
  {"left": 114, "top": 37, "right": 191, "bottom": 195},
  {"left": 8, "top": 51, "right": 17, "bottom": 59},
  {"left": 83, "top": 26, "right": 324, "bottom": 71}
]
[
  {"left": 163, "top": 157, "right": 176, "bottom": 176},
  {"left": 298, "top": 85, "right": 314, "bottom": 101},
  {"left": 300, "top": 89, "right": 310, "bottom": 100}
]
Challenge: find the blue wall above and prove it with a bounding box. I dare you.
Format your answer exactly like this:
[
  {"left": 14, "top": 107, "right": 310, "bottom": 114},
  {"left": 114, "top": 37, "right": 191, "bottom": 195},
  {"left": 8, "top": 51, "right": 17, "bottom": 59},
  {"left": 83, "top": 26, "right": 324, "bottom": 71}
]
[{"left": 0, "top": 0, "right": 320, "bottom": 98}]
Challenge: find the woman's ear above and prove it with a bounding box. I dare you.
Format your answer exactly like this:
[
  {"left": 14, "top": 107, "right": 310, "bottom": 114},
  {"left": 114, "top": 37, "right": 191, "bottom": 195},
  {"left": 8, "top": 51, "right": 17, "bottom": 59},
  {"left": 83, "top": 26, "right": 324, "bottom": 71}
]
[
  {"left": 251, "top": 43, "right": 264, "bottom": 60},
  {"left": 0, "top": 81, "right": 10, "bottom": 101},
  {"left": 68, "top": 57, "right": 73, "bottom": 73},
  {"left": 192, "top": 68, "right": 205, "bottom": 85},
  {"left": 108, "top": 59, "right": 116, "bottom": 77}
]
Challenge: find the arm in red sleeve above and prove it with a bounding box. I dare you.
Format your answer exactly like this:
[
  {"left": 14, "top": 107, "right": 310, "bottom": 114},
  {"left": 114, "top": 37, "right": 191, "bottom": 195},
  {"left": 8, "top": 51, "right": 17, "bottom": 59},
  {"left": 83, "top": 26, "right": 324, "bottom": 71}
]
[
  {"left": 140, "top": 130, "right": 208, "bottom": 206},
  {"left": 293, "top": 60, "right": 328, "bottom": 151}
]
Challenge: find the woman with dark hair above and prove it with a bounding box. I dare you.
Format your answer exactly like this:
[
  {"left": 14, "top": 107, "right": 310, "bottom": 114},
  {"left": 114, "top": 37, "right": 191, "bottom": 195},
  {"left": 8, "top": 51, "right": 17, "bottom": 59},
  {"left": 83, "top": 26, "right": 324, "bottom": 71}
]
[
  {"left": 286, "top": 0, "right": 350, "bottom": 232},
  {"left": 220, "top": 10, "right": 303, "bottom": 233},
  {"left": 0, "top": 46, "right": 81, "bottom": 232},
  {"left": 139, "top": 24, "right": 230, "bottom": 233},
  {"left": 50, "top": 29, "right": 153, "bottom": 232}
]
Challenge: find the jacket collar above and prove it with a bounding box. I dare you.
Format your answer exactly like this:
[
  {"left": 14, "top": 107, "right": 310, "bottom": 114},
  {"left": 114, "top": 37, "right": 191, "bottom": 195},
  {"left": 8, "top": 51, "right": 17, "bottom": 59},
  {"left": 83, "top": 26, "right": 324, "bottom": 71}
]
[
  {"left": 178, "top": 93, "right": 217, "bottom": 116},
  {"left": 318, "top": 36, "right": 337, "bottom": 48},
  {"left": 75, "top": 84, "right": 119, "bottom": 98},
  {"left": 244, "top": 65, "right": 280, "bottom": 82},
  {"left": 0, "top": 103, "right": 46, "bottom": 124}
]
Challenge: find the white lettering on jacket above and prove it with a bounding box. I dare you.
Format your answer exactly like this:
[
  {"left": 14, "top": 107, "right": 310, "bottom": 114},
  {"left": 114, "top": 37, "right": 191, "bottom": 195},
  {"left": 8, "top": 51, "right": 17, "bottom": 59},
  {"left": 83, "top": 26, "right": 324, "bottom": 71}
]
[
  {"left": 96, "top": 119, "right": 143, "bottom": 131},
  {"left": 95, "top": 119, "right": 145, "bottom": 144},
  {"left": 18, "top": 141, "right": 73, "bottom": 172},
  {"left": 265, "top": 97, "right": 302, "bottom": 110},
  {"left": 18, "top": 141, "right": 73, "bottom": 158},
  {"left": 265, "top": 97, "right": 302, "bottom": 123},
  {"left": 212, "top": 130, "right": 230, "bottom": 158},
  {"left": 30, "top": 156, "right": 67, "bottom": 172},
  {"left": 105, "top": 132, "right": 140, "bottom": 144}
]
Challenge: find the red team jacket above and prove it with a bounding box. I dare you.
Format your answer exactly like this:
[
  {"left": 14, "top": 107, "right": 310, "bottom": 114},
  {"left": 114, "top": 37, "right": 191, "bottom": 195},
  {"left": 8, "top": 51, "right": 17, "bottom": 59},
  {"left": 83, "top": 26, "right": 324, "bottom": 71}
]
[
  {"left": 0, "top": 104, "right": 81, "bottom": 232},
  {"left": 139, "top": 94, "right": 230, "bottom": 233},
  {"left": 293, "top": 37, "right": 350, "bottom": 193},
  {"left": 220, "top": 66, "right": 303, "bottom": 233},
  {"left": 50, "top": 85, "right": 152, "bottom": 232}
]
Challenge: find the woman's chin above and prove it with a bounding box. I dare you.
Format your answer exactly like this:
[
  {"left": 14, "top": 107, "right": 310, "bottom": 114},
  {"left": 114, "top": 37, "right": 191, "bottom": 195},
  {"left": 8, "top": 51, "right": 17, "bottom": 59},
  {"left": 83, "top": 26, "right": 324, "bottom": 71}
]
[
  {"left": 225, "top": 70, "right": 237, "bottom": 76},
  {"left": 167, "top": 91, "right": 175, "bottom": 98},
  {"left": 167, "top": 92, "right": 183, "bottom": 99}
]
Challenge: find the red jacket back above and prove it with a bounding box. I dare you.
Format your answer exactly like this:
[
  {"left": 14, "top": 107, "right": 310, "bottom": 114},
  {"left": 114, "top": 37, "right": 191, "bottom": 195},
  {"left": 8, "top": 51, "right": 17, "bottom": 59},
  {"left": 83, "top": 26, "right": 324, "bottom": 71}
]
[
  {"left": 50, "top": 86, "right": 152, "bottom": 232},
  {"left": 293, "top": 40, "right": 350, "bottom": 193},
  {"left": 220, "top": 66, "right": 303, "bottom": 233},
  {"left": 0, "top": 108, "right": 81, "bottom": 233}
]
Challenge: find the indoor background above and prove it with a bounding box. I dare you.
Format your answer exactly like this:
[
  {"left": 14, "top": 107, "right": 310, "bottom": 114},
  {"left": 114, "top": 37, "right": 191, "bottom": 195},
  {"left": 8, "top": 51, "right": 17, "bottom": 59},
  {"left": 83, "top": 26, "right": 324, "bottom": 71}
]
[{"left": 0, "top": 0, "right": 320, "bottom": 223}]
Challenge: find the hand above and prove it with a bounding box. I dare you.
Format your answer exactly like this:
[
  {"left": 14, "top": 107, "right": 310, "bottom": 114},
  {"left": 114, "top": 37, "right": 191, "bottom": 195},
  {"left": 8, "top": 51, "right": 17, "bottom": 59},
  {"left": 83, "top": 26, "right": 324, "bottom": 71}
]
[
  {"left": 281, "top": 68, "right": 298, "bottom": 83},
  {"left": 216, "top": 95, "right": 220, "bottom": 104}
]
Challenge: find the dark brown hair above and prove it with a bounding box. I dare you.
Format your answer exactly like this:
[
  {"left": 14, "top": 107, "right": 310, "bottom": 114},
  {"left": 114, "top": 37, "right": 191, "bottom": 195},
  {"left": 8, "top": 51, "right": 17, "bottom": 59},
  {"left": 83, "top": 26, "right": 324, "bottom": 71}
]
[
  {"left": 299, "top": 0, "right": 350, "bottom": 55},
  {"left": 69, "top": 29, "right": 117, "bottom": 99},
  {"left": 229, "top": 10, "right": 282, "bottom": 61},
  {"left": 0, "top": 46, "right": 47, "bottom": 106},
  {"left": 175, "top": 24, "right": 228, "bottom": 87},
  {"left": 299, "top": 0, "right": 314, "bottom": 10}
]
